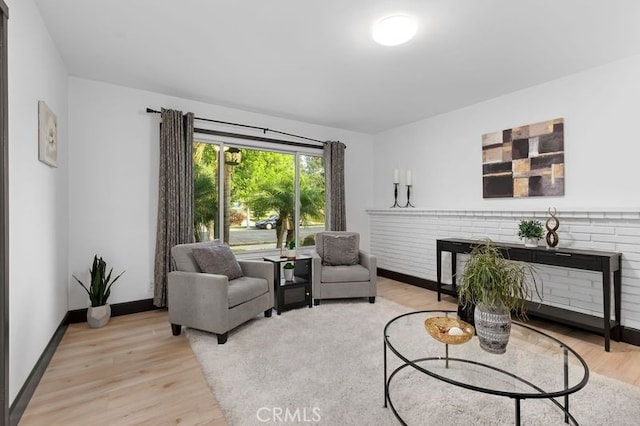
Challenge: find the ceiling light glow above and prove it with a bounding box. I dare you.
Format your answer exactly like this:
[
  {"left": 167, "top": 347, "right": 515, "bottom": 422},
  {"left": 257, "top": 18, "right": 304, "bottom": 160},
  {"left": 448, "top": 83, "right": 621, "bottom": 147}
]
[{"left": 372, "top": 15, "right": 417, "bottom": 46}]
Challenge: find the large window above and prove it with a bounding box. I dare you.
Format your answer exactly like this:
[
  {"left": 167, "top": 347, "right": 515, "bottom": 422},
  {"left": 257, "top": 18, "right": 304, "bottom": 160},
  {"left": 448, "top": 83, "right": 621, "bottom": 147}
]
[{"left": 193, "top": 140, "right": 325, "bottom": 253}]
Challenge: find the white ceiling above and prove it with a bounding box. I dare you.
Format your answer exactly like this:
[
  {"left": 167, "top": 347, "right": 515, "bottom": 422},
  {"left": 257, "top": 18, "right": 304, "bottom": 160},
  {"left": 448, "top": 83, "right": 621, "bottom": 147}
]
[{"left": 34, "top": 0, "right": 640, "bottom": 134}]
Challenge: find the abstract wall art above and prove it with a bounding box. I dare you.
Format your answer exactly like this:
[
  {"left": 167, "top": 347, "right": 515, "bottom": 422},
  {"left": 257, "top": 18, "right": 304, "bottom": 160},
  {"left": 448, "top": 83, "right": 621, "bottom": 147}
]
[
  {"left": 482, "top": 118, "right": 564, "bottom": 198},
  {"left": 38, "top": 100, "right": 58, "bottom": 167}
]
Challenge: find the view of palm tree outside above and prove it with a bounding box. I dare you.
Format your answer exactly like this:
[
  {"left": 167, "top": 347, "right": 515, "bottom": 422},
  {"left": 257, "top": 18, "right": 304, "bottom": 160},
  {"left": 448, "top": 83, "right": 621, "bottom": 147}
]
[{"left": 193, "top": 141, "right": 325, "bottom": 252}]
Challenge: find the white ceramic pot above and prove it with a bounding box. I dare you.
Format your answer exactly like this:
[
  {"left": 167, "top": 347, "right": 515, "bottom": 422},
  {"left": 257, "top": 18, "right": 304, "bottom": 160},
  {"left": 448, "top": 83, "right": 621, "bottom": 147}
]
[
  {"left": 87, "top": 304, "right": 111, "bottom": 328},
  {"left": 283, "top": 268, "right": 294, "bottom": 281},
  {"left": 286, "top": 249, "right": 296, "bottom": 259},
  {"left": 524, "top": 238, "right": 539, "bottom": 248}
]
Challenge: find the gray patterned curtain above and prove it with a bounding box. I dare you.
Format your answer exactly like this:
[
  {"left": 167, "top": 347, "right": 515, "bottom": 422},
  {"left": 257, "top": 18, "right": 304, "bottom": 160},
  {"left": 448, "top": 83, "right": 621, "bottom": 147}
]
[
  {"left": 323, "top": 141, "right": 346, "bottom": 231},
  {"left": 153, "top": 108, "right": 194, "bottom": 307}
]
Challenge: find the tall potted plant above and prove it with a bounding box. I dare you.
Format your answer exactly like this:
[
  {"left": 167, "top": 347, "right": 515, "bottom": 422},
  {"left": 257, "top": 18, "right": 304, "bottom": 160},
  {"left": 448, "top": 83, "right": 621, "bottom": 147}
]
[
  {"left": 458, "top": 239, "right": 540, "bottom": 354},
  {"left": 73, "top": 255, "right": 125, "bottom": 328}
]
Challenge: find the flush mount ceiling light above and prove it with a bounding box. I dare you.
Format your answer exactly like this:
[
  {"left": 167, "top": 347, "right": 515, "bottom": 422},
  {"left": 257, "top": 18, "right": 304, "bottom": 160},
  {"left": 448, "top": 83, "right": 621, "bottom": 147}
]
[{"left": 372, "top": 14, "right": 418, "bottom": 46}]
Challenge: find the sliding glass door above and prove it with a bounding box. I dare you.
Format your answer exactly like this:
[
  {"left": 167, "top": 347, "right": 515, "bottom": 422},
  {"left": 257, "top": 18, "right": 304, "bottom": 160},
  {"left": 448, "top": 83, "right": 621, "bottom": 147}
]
[{"left": 192, "top": 140, "right": 325, "bottom": 253}]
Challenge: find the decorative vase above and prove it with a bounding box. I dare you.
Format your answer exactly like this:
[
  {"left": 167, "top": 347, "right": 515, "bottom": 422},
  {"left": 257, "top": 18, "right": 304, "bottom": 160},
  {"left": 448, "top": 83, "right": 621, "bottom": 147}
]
[
  {"left": 474, "top": 304, "right": 511, "bottom": 354},
  {"left": 87, "top": 304, "right": 111, "bottom": 328},
  {"left": 546, "top": 207, "right": 560, "bottom": 248},
  {"left": 524, "top": 237, "right": 539, "bottom": 248},
  {"left": 283, "top": 268, "right": 294, "bottom": 281},
  {"left": 286, "top": 249, "right": 296, "bottom": 260}
]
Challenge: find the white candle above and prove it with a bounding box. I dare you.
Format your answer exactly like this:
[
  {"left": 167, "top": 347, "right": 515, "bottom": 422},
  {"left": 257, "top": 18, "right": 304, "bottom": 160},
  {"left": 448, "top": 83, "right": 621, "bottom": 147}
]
[
  {"left": 406, "top": 170, "right": 412, "bottom": 186},
  {"left": 393, "top": 169, "right": 399, "bottom": 183}
]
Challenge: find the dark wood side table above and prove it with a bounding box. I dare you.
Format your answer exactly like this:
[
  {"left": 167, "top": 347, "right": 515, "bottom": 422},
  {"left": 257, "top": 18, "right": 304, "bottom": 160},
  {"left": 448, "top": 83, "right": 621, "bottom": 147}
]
[
  {"left": 263, "top": 255, "right": 313, "bottom": 315},
  {"left": 436, "top": 238, "right": 622, "bottom": 351}
]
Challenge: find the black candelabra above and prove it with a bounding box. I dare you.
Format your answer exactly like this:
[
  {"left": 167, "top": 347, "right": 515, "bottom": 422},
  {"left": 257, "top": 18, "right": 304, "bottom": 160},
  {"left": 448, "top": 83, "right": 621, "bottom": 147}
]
[
  {"left": 391, "top": 183, "right": 401, "bottom": 208},
  {"left": 404, "top": 185, "right": 414, "bottom": 208}
]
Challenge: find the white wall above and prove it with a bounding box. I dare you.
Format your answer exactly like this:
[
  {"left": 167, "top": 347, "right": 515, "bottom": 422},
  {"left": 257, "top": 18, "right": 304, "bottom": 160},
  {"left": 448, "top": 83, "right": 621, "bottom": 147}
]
[
  {"left": 68, "top": 77, "right": 374, "bottom": 309},
  {"left": 370, "top": 54, "right": 640, "bottom": 334},
  {"left": 7, "top": 0, "right": 69, "bottom": 404},
  {"left": 373, "top": 54, "right": 640, "bottom": 210}
]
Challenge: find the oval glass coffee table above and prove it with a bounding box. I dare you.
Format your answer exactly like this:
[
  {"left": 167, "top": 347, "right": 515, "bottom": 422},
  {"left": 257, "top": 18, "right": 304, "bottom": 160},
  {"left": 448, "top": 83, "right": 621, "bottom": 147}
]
[{"left": 384, "top": 310, "right": 589, "bottom": 425}]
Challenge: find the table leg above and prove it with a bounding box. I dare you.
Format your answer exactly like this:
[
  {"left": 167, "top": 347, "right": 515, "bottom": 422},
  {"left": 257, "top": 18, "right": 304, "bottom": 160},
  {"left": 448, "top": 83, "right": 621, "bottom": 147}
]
[
  {"left": 602, "top": 264, "right": 611, "bottom": 352},
  {"left": 614, "top": 268, "right": 622, "bottom": 341},
  {"left": 308, "top": 262, "right": 313, "bottom": 309},
  {"left": 273, "top": 263, "right": 282, "bottom": 315},
  {"left": 276, "top": 286, "right": 282, "bottom": 315},
  {"left": 564, "top": 347, "right": 569, "bottom": 423},
  {"left": 436, "top": 244, "right": 442, "bottom": 301},
  {"left": 383, "top": 338, "right": 388, "bottom": 408},
  {"left": 514, "top": 399, "right": 521, "bottom": 426},
  {"left": 445, "top": 343, "right": 449, "bottom": 369},
  {"left": 451, "top": 252, "right": 457, "bottom": 289}
]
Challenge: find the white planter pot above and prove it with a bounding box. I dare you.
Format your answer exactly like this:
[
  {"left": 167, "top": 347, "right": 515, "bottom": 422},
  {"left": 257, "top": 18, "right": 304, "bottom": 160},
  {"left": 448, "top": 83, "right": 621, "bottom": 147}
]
[
  {"left": 87, "top": 304, "right": 111, "bottom": 328},
  {"left": 283, "top": 268, "right": 294, "bottom": 281},
  {"left": 286, "top": 249, "right": 296, "bottom": 259},
  {"left": 524, "top": 238, "right": 539, "bottom": 248}
]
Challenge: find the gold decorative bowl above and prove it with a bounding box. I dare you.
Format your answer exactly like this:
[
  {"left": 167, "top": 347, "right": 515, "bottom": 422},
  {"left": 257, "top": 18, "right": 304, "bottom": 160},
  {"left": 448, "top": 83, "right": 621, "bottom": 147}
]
[{"left": 424, "top": 317, "right": 475, "bottom": 345}]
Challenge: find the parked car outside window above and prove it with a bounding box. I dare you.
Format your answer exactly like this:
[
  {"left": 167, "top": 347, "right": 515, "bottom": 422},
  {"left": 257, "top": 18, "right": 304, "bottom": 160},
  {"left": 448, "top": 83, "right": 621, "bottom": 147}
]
[{"left": 255, "top": 215, "right": 278, "bottom": 230}]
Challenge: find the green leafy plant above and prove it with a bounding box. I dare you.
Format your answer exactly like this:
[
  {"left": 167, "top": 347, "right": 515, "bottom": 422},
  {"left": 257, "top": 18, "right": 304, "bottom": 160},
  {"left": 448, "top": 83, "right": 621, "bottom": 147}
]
[
  {"left": 458, "top": 239, "right": 540, "bottom": 315},
  {"left": 283, "top": 262, "right": 295, "bottom": 270},
  {"left": 288, "top": 240, "right": 296, "bottom": 250},
  {"left": 518, "top": 219, "right": 544, "bottom": 240},
  {"left": 73, "top": 255, "right": 125, "bottom": 307}
]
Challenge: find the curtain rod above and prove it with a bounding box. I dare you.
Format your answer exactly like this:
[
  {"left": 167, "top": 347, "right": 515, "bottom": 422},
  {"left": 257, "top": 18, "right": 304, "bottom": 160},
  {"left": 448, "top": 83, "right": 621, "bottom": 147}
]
[
  {"left": 194, "top": 128, "right": 322, "bottom": 150},
  {"left": 146, "top": 108, "right": 325, "bottom": 144}
]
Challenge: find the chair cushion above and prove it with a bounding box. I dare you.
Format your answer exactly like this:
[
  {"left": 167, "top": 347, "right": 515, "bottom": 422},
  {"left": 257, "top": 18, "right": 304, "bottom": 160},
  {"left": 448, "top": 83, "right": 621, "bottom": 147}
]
[
  {"left": 172, "top": 240, "right": 221, "bottom": 272},
  {"left": 228, "top": 276, "right": 269, "bottom": 308},
  {"left": 322, "top": 233, "right": 359, "bottom": 266},
  {"left": 192, "top": 244, "right": 243, "bottom": 281},
  {"left": 315, "top": 232, "right": 359, "bottom": 260},
  {"left": 321, "top": 264, "right": 370, "bottom": 283}
]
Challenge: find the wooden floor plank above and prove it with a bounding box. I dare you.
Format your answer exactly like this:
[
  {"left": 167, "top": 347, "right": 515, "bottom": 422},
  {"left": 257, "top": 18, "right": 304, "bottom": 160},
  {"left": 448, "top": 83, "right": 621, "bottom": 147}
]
[{"left": 19, "top": 277, "right": 640, "bottom": 425}]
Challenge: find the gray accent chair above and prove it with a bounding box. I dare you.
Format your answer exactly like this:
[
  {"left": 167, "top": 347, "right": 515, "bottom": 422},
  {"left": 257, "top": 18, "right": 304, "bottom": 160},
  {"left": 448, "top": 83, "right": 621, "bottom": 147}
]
[
  {"left": 167, "top": 241, "right": 274, "bottom": 344},
  {"left": 312, "top": 232, "right": 377, "bottom": 305}
]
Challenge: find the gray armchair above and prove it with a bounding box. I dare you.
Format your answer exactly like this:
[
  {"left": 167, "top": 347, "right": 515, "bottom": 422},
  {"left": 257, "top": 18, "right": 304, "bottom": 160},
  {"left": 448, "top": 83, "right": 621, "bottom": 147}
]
[
  {"left": 312, "top": 232, "right": 377, "bottom": 305},
  {"left": 167, "top": 241, "right": 274, "bottom": 344}
]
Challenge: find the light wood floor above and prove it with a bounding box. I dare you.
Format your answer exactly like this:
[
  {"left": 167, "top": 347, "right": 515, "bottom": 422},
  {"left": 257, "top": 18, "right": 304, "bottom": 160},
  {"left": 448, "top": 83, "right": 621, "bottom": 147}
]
[{"left": 20, "top": 277, "right": 640, "bottom": 425}]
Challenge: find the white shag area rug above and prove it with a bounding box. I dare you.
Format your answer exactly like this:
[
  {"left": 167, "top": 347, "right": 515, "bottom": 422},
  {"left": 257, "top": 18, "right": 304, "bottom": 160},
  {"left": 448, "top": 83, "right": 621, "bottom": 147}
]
[{"left": 186, "top": 298, "right": 640, "bottom": 425}]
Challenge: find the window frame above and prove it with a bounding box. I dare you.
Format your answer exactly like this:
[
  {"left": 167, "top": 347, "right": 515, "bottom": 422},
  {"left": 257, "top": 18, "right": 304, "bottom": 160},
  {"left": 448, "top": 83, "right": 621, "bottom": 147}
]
[{"left": 193, "top": 132, "right": 325, "bottom": 256}]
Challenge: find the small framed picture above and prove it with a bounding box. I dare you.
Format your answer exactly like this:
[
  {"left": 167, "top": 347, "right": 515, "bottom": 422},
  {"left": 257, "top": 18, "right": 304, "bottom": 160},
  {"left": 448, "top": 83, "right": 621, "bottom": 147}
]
[{"left": 38, "top": 100, "right": 57, "bottom": 167}]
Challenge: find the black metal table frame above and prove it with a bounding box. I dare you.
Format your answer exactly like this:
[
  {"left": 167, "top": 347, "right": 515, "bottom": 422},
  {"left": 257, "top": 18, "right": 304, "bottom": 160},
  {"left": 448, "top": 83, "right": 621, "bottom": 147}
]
[
  {"left": 436, "top": 238, "right": 622, "bottom": 351},
  {"left": 383, "top": 310, "right": 590, "bottom": 426}
]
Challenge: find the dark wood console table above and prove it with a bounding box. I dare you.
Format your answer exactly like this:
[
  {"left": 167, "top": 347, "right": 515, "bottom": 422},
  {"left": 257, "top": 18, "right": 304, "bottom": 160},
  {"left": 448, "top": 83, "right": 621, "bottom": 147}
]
[{"left": 436, "top": 238, "right": 622, "bottom": 351}]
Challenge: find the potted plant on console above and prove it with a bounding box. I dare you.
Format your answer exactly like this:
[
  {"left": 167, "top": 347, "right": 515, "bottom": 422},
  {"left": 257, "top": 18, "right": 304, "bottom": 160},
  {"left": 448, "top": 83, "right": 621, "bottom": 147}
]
[
  {"left": 283, "top": 262, "right": 295, "bottom": 282},
  {"left": 518, "top": 219, "right": 544, "bottom": 247},
  {"left": 458, "top": 239, "right": 539, "bottom": 354},
  {"left": 73, "top": 255, "right": 125, "bottom": 328}
]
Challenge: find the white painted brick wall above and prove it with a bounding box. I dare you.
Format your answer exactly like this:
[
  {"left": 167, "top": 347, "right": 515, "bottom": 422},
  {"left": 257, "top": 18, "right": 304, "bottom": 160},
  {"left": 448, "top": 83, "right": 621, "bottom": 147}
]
[{"left": 367, "top": 209, "right": 640, "bottom": 330}]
